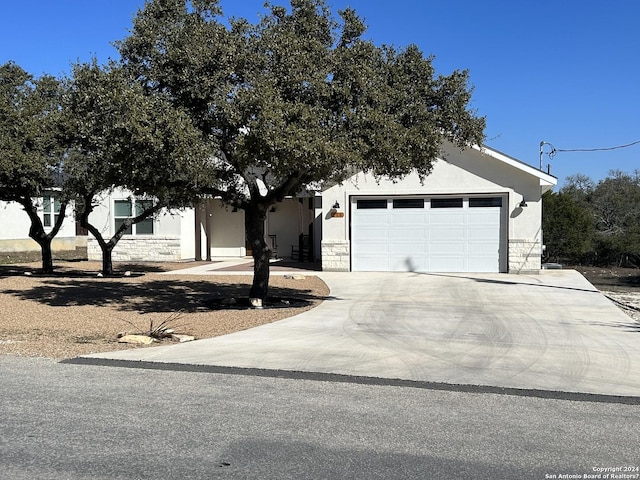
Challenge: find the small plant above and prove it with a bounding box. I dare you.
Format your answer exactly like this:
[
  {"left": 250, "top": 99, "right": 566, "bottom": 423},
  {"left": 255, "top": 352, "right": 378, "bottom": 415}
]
[
  {"left": 120, "top": 311, "right": 186, "bottom": 340},
  {"left": 146, "top": 311, "right": 184, "bottom": 339}
]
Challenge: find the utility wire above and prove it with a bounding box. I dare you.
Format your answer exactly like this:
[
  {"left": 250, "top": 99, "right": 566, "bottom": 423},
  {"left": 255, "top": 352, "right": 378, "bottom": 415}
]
[{"left": 556, "top": 139, "right": 640, "bottom": 153}]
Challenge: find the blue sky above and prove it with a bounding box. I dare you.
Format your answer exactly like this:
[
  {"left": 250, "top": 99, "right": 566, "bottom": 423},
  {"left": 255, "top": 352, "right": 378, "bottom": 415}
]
[{"left": 2, "top": 0, "right": 639, "bottom": 187}]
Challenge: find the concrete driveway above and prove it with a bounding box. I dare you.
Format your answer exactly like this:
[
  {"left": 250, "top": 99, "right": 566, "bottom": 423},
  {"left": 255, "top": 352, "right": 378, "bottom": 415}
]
[{"left": 80, "top": 269, "right": 640, "bottom": 397}]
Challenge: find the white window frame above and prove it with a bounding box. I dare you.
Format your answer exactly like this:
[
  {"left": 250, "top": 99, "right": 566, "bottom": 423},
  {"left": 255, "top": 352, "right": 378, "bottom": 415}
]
[
  {"left": 113, "top": 198, "right": 155, "bottom": 236},
  {"left": 40, "top": 194, "right": 61, "bottom": 230}
]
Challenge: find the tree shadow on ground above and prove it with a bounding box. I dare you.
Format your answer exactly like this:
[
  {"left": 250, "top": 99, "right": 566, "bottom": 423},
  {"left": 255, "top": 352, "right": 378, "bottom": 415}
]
[
  {"left": 0, "top": 278, "right": 325, "bottom": 313},
  {"left": 588, "top": 320, "right": 640, "bottom": 333},
  {"left": 0, "top": 261, "right": 209, "bottom": 279}
]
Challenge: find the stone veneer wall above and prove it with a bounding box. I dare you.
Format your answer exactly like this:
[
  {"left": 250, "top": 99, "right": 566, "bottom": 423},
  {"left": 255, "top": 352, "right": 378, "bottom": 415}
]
[
  {"left": 87, "top": 236, "right": 183, "bottom": 262},
  {"left": 508, "top": 239, "right": 542, "bottom": 273},
  {"left": 321, "top": 239, "right": 350, "bottom": 271},
  {"left": 321, "top": 238, "right": 542, "bottom": 273}
]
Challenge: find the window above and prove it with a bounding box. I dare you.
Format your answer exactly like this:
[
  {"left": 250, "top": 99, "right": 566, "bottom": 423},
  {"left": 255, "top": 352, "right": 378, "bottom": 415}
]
[
  {"left": 356, "top": 199, "right": 388, "bottom": 209},
  {"left": 469, "top": 197, "right": 503, "bottom": 208},
  {"left": 42, "top": 195, "right": 61, "bottom": 228},
  {"left": 393, "top": 198, "right": 424, "bottom": 209},
  {"left": 114, "top": 199, "right": 154, "bottom": 235},
  {"left": 430, "top": 198, "right": 463, "bottom": 208}
]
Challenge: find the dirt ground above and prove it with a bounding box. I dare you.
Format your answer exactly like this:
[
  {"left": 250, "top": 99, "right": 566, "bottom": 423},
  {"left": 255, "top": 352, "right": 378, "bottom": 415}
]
[
  {"left": 0, "top": 250, "right": 329, "bottom": 359},
  {"left": 1, "top": 251, "right": 639, "bottom": 359}
]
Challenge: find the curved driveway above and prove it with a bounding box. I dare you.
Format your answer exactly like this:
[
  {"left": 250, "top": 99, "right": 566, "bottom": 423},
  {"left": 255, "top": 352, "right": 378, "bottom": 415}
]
[{"left": 82, "top": 270, "right": 640, "bottom": 397}]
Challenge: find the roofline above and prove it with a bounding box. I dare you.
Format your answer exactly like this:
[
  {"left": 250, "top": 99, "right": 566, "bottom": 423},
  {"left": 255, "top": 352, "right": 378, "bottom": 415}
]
[{"left": 471, "top": 144, "right": 557, "bottom": 190}]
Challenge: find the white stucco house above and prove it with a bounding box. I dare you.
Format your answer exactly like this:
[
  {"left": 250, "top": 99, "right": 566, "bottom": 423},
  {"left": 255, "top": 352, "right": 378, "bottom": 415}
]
[
  {"left": 80, "top": 142, "right": 556, "bottom": 273},
  {"left": 321, "top": 143, "right": 557, "bottom": 273},
  {"left": 0, "top": 143, "right": 556, "bottom": 272},
  {"left": 0, "top": 194, "right": 79, "bottom": 253}
]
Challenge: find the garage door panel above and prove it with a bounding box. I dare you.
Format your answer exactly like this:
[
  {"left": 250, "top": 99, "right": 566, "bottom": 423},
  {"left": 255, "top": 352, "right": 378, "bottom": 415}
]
[
  {"left": 390, "top": 211, "right": 427, "bottom": 224},
  {"left": 389, "top": 238, "right": 424, "bottom": 250},
  {"left": 430, "top": 212, "right": 464, "bottom": 224},
  {"left": 390, "top": 255, "right": 427, "bottom": 271},
  {"left": 429, "top": 227, "right": 464, "bottom": 241},
  {"left": 467, "top": 258, "right": 497, "bottom": 272},
  {"left": 430, "top": 241, "right": 465, "bottom": 255},
  {"left": 430, "top": 257, "right": 466, "bottom": 272},
  {"left": 356, "top": 214, "right": 390, "bottom": 226},
  {"left": 355, "top": 256, "right": 389, "bottom": 271},
  {"left": 356, "top": 241, "right": 390, "bottom": 255},
  {"left": 390, "top": 228, "right": 428, "bottom": 243}
]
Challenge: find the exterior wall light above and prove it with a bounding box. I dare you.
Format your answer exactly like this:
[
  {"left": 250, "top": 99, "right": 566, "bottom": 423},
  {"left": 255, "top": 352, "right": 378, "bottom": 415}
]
[{"left": 330, "top": 201, "right": 344, "bottom": 218}]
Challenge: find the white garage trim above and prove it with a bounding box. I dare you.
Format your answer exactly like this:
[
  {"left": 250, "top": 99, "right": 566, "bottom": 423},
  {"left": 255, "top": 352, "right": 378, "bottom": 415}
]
[{"left": 350, "top": 195, "right": 506, "bottom": 273}]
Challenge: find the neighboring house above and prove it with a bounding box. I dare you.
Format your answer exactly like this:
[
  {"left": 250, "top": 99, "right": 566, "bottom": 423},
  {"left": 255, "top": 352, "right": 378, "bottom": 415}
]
[
  {"left": 85, "top": 143, "right": 556, "bottom": 273},
  {"left": 0, "top": 193, "right": 79, "bottom": 253}
]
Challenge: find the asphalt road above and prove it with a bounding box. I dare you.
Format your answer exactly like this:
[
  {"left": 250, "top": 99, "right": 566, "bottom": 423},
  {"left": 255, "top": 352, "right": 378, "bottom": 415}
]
[{"left": 1, "top": 357, "right": 638, "bottom": 480}]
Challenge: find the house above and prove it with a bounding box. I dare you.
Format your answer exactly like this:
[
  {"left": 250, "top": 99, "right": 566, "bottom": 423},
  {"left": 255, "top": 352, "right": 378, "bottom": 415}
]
[
  {"left": 321, "top": 143, "right": 557, "bottom": 273},
  {"left": 0, "top": 194, "right": 79, "bottom": 253},
  {"left": 82, "top": 142, "right": 556, "bottom": 273}
]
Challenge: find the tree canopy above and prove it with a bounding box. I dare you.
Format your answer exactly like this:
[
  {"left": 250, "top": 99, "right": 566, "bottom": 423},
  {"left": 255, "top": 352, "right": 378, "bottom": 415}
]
[
  {"left": 543, "top": 170, "right": 640, "bottom": 267},
  {"left": 60, "top": 61, "right": 213, "bottom": 274},
  {"left": 117, "top": 0, "right": 486, "bottom": 299},
  {"left": 0, "top": 62, "right": 68, "bottom": 272}
]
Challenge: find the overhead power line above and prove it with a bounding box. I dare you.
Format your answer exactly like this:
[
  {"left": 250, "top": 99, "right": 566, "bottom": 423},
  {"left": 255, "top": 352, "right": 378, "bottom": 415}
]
[
  {"left": 555, "top": 139, "right": 640, "bottom": 153},
  {"left": 539, "top": 138, "right": 640, "bottom": 171}
]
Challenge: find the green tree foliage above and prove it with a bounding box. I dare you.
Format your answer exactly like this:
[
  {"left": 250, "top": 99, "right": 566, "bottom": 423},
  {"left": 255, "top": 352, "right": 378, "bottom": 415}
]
[
  {"left": 0, "top": 62, "right": 68, "bottom": 273},
  {"left": 589, "top": 170, "right": 640, "bottom": 266},
  {"left": 60, "top": 61, "right": 212, "bottom": 275},
  {"left": 543, "top": 170, "right": 640, "bottom": 267},
  {"left": 542, "top": 190, "right": 594, "bottom": 263},
  {"left": 117, "top": 0, "right": 486, "bottom": 299}
]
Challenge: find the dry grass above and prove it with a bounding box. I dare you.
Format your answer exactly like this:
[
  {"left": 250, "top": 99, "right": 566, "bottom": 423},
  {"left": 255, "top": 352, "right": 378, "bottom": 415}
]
[{"left": 0, "top": 260, "right": 329, "bottom": 359}]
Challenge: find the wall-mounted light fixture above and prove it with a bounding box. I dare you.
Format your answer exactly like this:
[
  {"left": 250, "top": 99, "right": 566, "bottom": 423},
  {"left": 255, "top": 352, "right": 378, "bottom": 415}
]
[
  {"left": 519, "top": 198, "right": 528, "bottom": 208},
  {"left": 330, "top": 201, "right": 344, "bottom": 218}
]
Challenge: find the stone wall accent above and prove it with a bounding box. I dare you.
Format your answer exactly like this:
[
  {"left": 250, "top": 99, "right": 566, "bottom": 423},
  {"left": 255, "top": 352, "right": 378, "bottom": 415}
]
[
  {"left": 321, "top": 239, "right": 350, "bottom": 271},
  {"left": 87, "top": 236, "right": 183, "bottom": 262},
  {"left": 508, "top": 239, "right": 542, "bottom": 273}
]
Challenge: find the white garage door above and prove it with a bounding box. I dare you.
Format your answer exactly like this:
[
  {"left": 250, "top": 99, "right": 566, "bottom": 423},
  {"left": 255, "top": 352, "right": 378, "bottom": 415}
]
[{"left": 351, "top": 197, "right": 503, "bottom": 272}]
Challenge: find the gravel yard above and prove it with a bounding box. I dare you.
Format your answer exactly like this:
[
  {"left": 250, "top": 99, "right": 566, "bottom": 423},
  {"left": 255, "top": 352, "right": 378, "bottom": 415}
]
[
  {"left": 2, "top": 254, "right": 639, "bottom": 360},
  {"left": 0, "top": 260, "right": 329, "bottom": 359}
]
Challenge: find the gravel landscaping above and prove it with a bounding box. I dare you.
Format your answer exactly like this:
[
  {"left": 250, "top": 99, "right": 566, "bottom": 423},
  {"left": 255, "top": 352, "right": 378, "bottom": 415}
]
[
  {"left": 2, "top": 253, "right": 639, "bottom": 360},
  {"left": 0, "top": 259, "right": 329, "bottom": 359}
]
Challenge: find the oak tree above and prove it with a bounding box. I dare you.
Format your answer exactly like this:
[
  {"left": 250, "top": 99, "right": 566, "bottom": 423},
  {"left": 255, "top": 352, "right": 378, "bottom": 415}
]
[
  {"left": 60, "top": 61, "right": 212, "bottom": 275},
  {"left": 0, "top": 62, "right": 69, "bottom": 273},
  {"left": 118, "top": 0, "right": 486, "bottom": 299}
]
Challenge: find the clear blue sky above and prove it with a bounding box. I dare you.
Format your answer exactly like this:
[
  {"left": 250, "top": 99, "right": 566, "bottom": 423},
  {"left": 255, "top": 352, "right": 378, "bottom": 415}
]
[{"left": 3, "top": 0, "right": 639, "bottom": 187}]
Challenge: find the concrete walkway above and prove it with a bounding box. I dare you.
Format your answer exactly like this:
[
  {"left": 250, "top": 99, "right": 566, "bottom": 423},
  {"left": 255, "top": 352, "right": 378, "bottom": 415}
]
[{"left": 81, "top": 267, "right": 640, "bottom": 397}]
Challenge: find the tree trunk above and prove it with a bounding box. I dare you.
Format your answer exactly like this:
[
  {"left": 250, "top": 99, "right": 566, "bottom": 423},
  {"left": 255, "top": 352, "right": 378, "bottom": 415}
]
[
  {"left": 245, "top": 205, "right": 270, "bottom": 302},
  {"left": 102, "top": 245, "right": 114, "bottom": 276},
  {"left": 22, "top": 198, "right": 64, "bottom": 274},
  {"left": 38, "top": 238, "right": 54, "bottom": 273}
]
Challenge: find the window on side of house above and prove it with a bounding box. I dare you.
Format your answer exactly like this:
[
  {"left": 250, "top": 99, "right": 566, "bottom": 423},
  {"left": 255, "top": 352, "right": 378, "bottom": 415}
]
[
  {"left": 42, "top": 195, "right": 61, "bottom": 228},
  {"left": 114, "top": 199, "right": 154, "bottom": 235}
]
